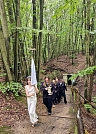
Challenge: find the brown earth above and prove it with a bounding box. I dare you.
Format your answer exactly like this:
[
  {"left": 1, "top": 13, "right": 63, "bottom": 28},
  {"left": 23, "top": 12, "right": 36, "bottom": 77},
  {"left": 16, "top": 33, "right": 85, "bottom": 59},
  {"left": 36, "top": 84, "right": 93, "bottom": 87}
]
[
  {"left": 0, "top": 52, "right": 96, "bottom": 134},
  {"left": 11, "top": 87, "right": 75, "bottom": 134},
  {"left": 0, "top": 87, "right": 75, "bottom": 134}
]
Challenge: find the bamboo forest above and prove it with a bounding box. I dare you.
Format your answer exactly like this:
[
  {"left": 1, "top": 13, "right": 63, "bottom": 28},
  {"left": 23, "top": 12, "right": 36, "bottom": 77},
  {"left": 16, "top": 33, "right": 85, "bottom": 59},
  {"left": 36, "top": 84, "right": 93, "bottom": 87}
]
[{"left": 0, "top": 0, "right": 96, "bottom": 134}]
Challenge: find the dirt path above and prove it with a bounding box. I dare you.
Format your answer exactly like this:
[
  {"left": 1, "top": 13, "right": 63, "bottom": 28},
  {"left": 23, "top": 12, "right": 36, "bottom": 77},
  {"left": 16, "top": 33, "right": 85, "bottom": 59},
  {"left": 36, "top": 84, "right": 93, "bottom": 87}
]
[{"left": 11, "top": 86, "right": 75, "bottom": 134}]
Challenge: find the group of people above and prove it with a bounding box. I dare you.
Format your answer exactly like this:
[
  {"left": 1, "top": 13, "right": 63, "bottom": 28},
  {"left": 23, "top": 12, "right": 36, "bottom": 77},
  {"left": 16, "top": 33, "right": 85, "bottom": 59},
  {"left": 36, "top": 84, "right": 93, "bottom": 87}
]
[
  {"left": 40, "top": 76, "right": 67, "bottom": 115},
  {"left": 24, "top": 75, "right": 67, "bottom": 127}
]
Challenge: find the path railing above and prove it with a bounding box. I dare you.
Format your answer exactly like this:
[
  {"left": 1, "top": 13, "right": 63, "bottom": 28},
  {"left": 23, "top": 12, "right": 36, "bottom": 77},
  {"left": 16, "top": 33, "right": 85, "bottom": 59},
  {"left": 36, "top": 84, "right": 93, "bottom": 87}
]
[
  {"left": 71, "top": 87, "right": 85, "bottom": 134},
  {"left": 71, "top": 85, "right": 96, "bottom": 134}
]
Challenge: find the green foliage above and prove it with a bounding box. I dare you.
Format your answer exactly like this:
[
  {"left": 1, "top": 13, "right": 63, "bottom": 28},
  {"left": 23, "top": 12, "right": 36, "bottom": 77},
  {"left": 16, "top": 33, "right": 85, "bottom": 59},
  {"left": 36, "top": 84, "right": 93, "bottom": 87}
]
[
  {"left": 69, "top": 66, "right": 96, "bottom": 81},
  {"left": 52, "top": 0, "right": 79, "bottom": 19},
  {"left": 93, "top": 97, "right": 96, "bottom": 103},
  {"left": 0, "top": 82, "right": 23, "bottom": 97},
  {"left": 91, "top": 0, "right": 96, "bottom": 3},
  {"left": 36, "top": 81, "right": 41, "bottom": 90},
  {"left": 74, "top": 125, "right": 78, "bottom": 134},
  {"left": 3, "top": 0, "right": 96, "bottom": 82},
  {"left": 0, "top": 73, "right": 6, "bottom": 77},
  {"left": 40, "top": 69, "right": 46, "bottom": 74},
  {"left": 84, "top": 103, "right": 96, "bottom": 115},
  {"left": 0, "top": 126, "right": 12, "bottom": 134},
  {"left": 84, "top": 104, "right": 92, "bottom": 109},
  {"left": 49, "top": 70, "right": 61, "bottom": 80}
]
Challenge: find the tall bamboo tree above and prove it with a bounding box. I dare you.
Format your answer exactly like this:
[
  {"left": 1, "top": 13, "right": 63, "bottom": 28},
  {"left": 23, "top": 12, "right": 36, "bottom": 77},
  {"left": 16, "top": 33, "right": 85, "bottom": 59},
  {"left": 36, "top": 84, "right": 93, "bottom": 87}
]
[
  {"left": 37, "top": 0, "right": 44, "bottom": 81},
  {"left": 0, "top": 0, "right": 14, "bottom": 81},
  {"left": 13, "top": 0, "right": 20, "bottom": 81}
]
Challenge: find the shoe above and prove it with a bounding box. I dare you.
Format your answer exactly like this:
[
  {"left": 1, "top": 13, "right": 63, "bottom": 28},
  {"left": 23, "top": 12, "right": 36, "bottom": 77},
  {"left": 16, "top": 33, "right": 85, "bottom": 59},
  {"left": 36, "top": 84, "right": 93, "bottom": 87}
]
[
  {"left": 53, "top": 105, "right": 55, "bottom": 108},
  {"left": 48, "top": 113, "right": 51, "bottom": 115},
  {"left": 32, "top": 120, "right": 38, "bottom": 127},
  {"left": 32, "top": 124, "right": 34, "bottom": 127}
]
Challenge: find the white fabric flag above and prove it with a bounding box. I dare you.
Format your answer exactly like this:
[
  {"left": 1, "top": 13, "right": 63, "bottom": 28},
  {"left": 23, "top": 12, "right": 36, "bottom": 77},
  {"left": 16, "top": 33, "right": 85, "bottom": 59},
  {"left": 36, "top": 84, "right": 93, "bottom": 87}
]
[{"left": 31, "top": 58, "right": 37, "bottom": 85}]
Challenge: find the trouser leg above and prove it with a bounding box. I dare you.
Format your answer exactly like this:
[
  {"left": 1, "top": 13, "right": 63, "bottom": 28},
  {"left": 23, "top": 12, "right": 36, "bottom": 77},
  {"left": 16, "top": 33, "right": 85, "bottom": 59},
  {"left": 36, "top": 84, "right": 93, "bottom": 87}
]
[
  {"left": 61, "top": 91, "right": 67, "bottom": 104},
  {"left": 57, "top": 92, "right": 60, "bottom": 103},
  {"left": 43, "top": 97, "right": 48, "bottom": 108},
  {"left": 54, "top": 92, "right": 57, "bottom": 104},
  {"left": 52, "top": 92, "right": 56, "bottom": 105},
  {"left": 47, "top": 97, "right": 52, "bottom": 113},
  {"left": 64, "top": 94, "right": 67, "bottom": 104}
]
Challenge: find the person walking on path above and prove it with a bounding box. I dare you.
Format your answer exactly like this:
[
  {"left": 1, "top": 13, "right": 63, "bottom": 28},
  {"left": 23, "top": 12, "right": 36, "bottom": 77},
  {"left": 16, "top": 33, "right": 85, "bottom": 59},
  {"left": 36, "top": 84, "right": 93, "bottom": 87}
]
[
  {"left": 51, "top": 78, "right": 58, "bottom": 107},
  {"left": 55, "top": 77, "right": 60, "bottom": 104},
  {"left": 40, "top": 76, "right": 53, "bottom": 115},
  {"left": 25, "top": 76, "right": 39, "bottom": 127},
  {"left": 58, "top": 77, "right": 67, "bottom": 104}
]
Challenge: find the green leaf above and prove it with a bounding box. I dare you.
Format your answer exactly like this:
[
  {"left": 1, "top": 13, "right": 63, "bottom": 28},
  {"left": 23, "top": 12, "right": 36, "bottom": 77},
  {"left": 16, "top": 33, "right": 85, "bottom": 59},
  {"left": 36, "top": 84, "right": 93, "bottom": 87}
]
[
  {"left": 91, "top": 0, "right": 96, "bottom": 3},
  {"left": 84, "top": 104, "right": 92, "bottom": 109},
  {"left": 70, "top": 66, "right": 96, "bottom": 80}
]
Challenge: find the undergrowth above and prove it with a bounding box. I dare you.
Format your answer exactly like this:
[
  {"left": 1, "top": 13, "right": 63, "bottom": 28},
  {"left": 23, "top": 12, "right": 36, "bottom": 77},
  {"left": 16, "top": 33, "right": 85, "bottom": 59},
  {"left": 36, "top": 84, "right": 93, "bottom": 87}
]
[
  {"left": 0, "top": 82, "right": 24, "bottom": 98},
  {"left": 0, "top": 126, "right": 12, "bottom": 134}
]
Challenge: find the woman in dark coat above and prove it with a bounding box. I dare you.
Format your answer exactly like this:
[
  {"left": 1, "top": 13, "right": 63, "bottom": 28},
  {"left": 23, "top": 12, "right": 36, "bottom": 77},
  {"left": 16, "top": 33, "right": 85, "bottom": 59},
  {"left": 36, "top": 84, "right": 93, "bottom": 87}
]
[{"left": 40, "top": 76, "right": 52, "bottom": 115}]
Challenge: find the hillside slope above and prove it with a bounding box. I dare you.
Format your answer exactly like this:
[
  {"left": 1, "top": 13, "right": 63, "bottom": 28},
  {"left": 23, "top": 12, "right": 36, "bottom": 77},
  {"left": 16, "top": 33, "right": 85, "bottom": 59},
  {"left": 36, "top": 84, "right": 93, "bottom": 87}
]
[
  {"left": 0, "top": 53, "right": 96, "bottom": 133},
  {"left": 42, "top": 53, "right": 96, "bottom": 134}
]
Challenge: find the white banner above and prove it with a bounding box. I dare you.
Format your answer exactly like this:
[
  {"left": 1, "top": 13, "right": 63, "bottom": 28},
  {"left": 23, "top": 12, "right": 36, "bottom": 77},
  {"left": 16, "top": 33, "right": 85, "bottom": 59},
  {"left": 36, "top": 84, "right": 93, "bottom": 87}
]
[{"left": 31, "top": 58, "right": 37, "bottom": 85}]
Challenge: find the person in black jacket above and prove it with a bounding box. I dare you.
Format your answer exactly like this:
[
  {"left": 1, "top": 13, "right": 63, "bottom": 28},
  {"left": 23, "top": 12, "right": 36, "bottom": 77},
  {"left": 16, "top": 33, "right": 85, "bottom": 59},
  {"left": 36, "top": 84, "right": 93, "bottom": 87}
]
[
  {"left": 51, "top": 78, "right": 58, "bottom": 107},
  {"left": 40, "top": 76, "right": 52, "bottom": 115},
  {"left": 58, "top": 77, "right": 67, "bottom": 104}
]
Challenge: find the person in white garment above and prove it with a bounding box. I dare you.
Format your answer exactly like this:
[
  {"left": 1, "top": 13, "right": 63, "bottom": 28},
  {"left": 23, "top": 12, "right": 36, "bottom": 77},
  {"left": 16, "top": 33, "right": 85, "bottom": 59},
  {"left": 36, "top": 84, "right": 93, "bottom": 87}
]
[{"left": 25, "top": 76, "right": 39, "bottom": 127}]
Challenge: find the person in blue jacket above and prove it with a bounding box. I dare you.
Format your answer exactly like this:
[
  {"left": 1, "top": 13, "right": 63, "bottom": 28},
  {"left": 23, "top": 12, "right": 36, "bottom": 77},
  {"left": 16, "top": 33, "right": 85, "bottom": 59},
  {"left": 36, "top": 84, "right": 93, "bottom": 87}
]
[
  {"left": 58, "top": 77, "right": 67, "bottom": 104},
  {"left": 40, "top": 76, "right": 52, "bottom": 115}
]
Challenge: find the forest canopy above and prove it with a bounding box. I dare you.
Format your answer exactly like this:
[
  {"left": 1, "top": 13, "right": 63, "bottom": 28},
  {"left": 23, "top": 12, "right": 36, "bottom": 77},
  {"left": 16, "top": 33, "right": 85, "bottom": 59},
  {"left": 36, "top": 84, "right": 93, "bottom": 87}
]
[{"left": 0, "top": 0, "right": 96, "bottom": 84}]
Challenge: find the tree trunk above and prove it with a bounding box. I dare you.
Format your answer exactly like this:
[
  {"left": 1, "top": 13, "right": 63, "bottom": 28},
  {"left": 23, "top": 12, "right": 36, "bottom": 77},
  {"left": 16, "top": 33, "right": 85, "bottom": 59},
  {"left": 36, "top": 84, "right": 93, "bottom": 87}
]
[
  {"left": 6, "top": 0, "right": 15, "bottom": 23},
  {"left": 86, "top": 0, "right": 90, "bottom": 68},
  {"left": 0, "top": 29, "right": 13, "bottom": 81},
  {"left": 14, "top": 0, "right": 20, "bottom": 81},
  {"left": 93, "top": 5, "right": 96, "bottom": 65},
  {"left": 0, "top": 0, "right": 11, "bottom": 64},
  {"left": 32, "top": 0, "right": 37, "bottom": 63},
  {"left": 83, "top": 0, "right": 88, "bottom": 103},
  {"left": 37, "top": 0, "right": 44, "bottom": 81},
  {"left": 0, "top": 0, "right": 14, "bottom": 81},
  {"left": 89, "top": 74, "right": 93, "bottom": 102},
  {"left": 86, "top": 0, "right": 92, "bottom": 102}
]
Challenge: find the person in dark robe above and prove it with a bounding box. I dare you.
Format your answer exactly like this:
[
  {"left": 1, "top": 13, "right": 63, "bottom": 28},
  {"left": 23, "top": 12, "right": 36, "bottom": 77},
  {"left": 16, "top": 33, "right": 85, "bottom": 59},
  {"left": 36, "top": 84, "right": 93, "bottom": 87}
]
[
  {"left": 40, "top": 76, "right": 52, "bottom": 115},
  {"left": 58, "top": 77, "right": 67, "bottom": 104},
  {"left": 51, "top": 78, "right": 58, "bottom": 107}
]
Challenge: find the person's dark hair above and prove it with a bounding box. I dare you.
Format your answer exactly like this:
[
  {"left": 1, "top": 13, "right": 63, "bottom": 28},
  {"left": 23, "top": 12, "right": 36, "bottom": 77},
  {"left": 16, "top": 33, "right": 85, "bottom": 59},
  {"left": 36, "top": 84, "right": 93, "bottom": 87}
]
[
  {"left": 43, "top": 76, "right": 51, "bottom": 87},
  {"left": 58, "top": 75, "right": 63, "bottom": 80},
  {"left": 53, "top": 77, "right": 56, "bottom": 80},
  {"left": 44, "top": 76, "right": 50, "bottom": 80}
]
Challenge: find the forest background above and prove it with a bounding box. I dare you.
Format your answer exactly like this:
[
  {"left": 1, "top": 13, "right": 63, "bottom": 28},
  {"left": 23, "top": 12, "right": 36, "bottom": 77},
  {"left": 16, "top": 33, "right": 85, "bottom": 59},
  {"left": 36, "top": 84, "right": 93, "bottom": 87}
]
[
  {"left": 0, "top": 0, "right": 96, "bottom": 133},
  {"left": 0, "top": 0, "right": 96, "bottom": 101}
]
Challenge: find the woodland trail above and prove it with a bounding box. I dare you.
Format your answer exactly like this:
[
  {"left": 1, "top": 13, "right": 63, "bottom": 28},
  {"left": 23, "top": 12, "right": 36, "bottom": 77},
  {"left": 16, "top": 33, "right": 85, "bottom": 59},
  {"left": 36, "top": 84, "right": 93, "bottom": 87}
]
[{"left": 11, "top": 86, "right": 75, "bottom": 134}]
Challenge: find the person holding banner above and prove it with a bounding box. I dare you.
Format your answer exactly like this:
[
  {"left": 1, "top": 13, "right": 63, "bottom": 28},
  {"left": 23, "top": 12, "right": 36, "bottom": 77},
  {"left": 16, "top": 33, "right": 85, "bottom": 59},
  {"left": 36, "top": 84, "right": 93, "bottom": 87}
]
[
  {"left": 25, "top": 58, "right": 39, "bottom": 127},
  {"left": 40, "top": 76, "right": 52, "bottom": 115},
  {"left": 25, "top": 76, "right": 39, "bottom": 127}
]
